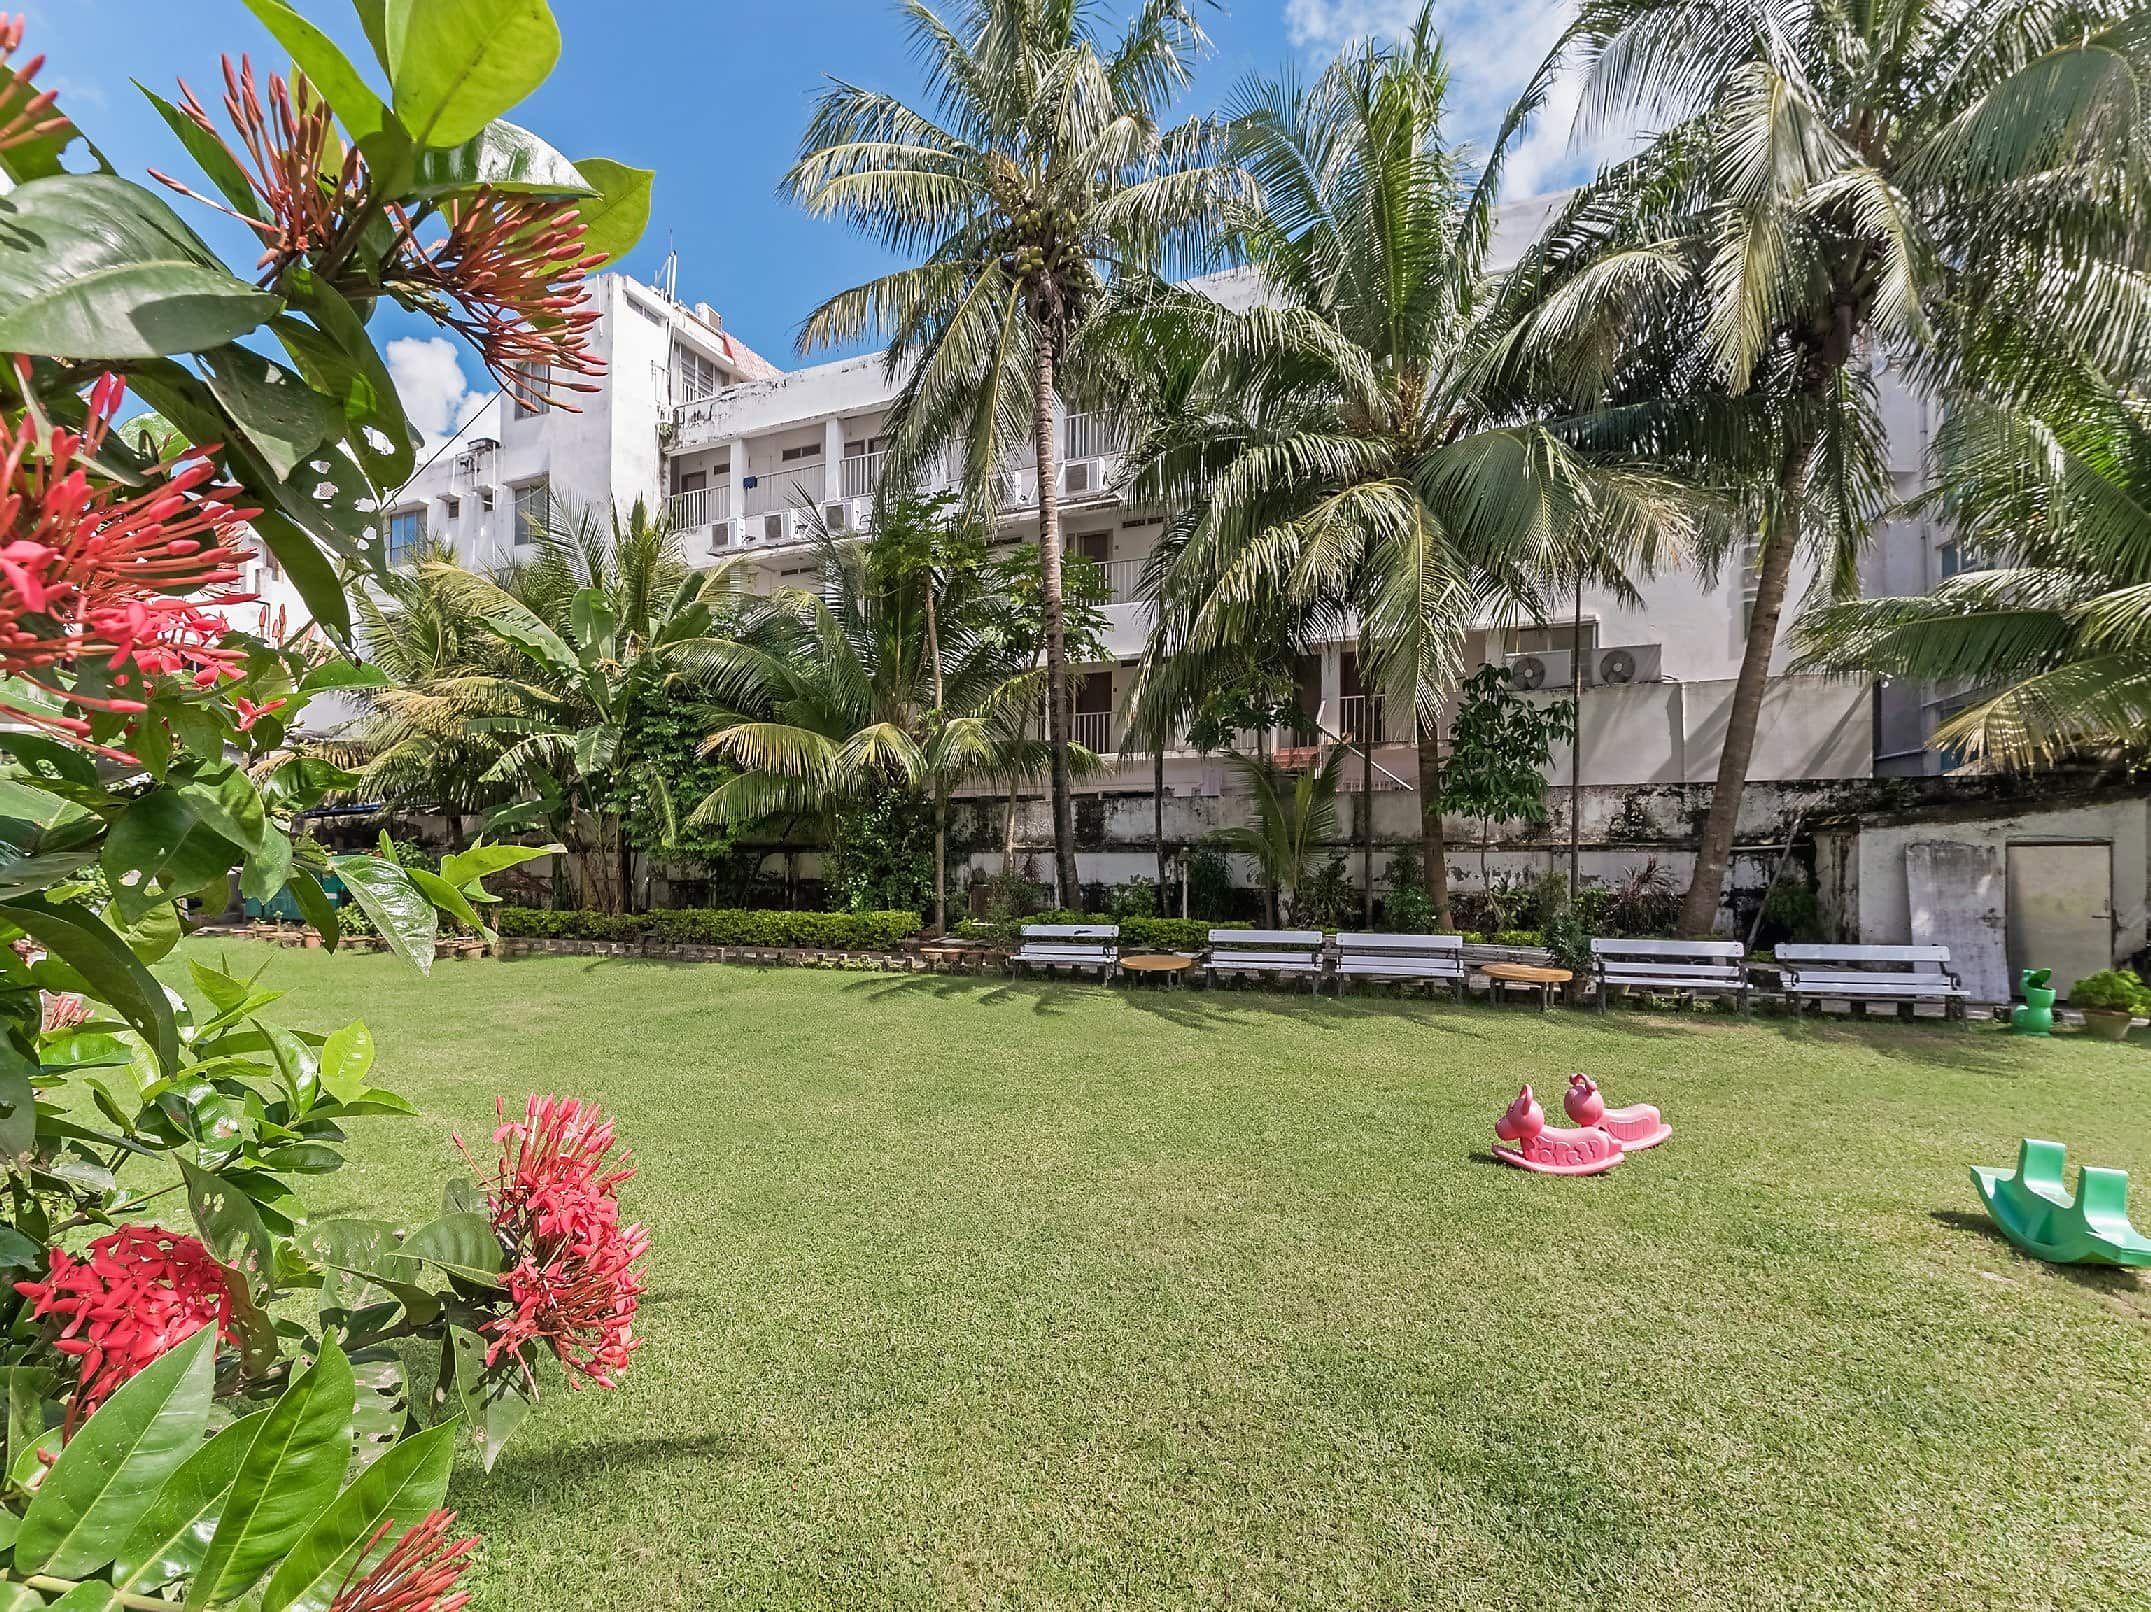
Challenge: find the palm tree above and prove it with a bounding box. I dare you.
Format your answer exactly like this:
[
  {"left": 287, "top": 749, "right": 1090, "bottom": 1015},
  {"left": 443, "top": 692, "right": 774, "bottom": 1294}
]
[
  {"left": 1216, "top": 749, "right": 1346, "bottom": 926},
  {"left": 782, "top": 0, "right": 1243, "bottom": 907},
  {"left": 1796, "top": 352, "right": 2151, "bottom": 766},
  {"left": 1497, "top": 0, "right": 2151, "bottom": 932},
  {"left": 690, "top": 528, "right": 1056, "bottom": 928},
  {"left": 1117, "top": 14, "right": 1690, "bottom": 929}
]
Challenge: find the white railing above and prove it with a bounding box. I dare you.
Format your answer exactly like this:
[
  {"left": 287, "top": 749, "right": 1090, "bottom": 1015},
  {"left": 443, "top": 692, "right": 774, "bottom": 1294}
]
[
  {"left": 1062, "top": 411, "right": 1124, "bottom": 463},
  {"left": 1097, "top": 557, "right": 1144, "bottom": 604},
  {"left": 1071, "top": 710, "right": 1113, "bottom": 754},
  {"left": 744, "top": 464, "right": 826, "bottom": 516},
  {"left": 1338, "top": 694, "right": 1390, "bottom": 742},
  {"left": 667, "top": 485, "right": 730, "bottom": 530},
  {"left": 840, "top": 451, "right": 885, "bottom": 500}
]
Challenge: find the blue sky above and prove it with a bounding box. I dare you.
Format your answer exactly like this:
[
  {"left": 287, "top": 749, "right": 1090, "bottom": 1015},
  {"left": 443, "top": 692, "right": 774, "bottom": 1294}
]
[{"left": 27, "top": 0, "right": 1597, "bottom": 437}]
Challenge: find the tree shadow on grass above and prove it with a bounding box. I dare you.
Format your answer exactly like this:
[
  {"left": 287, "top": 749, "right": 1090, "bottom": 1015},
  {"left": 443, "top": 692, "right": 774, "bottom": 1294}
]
[{"left": 473, "top": 1431, "right": 749, "bottom": 1507}]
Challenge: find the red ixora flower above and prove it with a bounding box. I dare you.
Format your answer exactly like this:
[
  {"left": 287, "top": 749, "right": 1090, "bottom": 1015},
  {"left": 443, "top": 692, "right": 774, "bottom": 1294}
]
[
  {"left": 328, "top": 1510, "right": 480, "bottom": 1612},
  {"left": 458, "top": 1095, "right": 649, "bottom": 1391},
  {"left": 0, "top": 16, "right": 68, "bottom": 154},
  {"left": 15, "top": 1225, "right": 234, "bottom": 1431},
  {"left": 0, "top": 362, "right": 258, "bottom": 744},
  {"left": 387, "top": 189, "right": 606, "bottom": 413}
]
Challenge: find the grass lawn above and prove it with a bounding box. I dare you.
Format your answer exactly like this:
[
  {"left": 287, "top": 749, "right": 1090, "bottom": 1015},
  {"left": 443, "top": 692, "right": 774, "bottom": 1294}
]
[{"left": 158, "top": 939, "right": 2151, "bottom": 1611}]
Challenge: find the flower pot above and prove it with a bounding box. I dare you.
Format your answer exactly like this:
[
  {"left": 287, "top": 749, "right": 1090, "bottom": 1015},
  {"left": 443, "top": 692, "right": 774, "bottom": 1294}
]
[
  {"left": 301, "top": 931, "right": 323, "bottom": 949},
  {"left": 2082, "top": 1008, "right": 2136, "bottom": 1043}
]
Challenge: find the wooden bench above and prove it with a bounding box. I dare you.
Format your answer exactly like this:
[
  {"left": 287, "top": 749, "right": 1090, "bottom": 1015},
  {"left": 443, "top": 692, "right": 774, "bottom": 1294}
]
[
  {"left": 1333, "top": 933, "right": 1466, "bottom": 998},
  {"left": 1590, "top": 938, "right": 1750, "bottom": 1013},
  {"left": 1008, "top": 923, "right": 1119, "bottom": 981},
  {"left": 1773, "top": 943, "right": 1969, "bottom": 1021},
  {"left": 1206, "top": 929, "right": 1327, "bottom": 991}
]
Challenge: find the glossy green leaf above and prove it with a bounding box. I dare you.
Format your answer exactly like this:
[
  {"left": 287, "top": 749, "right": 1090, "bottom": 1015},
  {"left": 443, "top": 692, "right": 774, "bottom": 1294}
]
[
  {"left": 113, "top": 1410, "right": 271, "bottom": 1591},
  {"left": 437, "top": 840, "right": 561, "bottom": 889},
  {"left": 248, "top": 507, "right": 355, "bottom": 643},
  {"left": 330, "top": 854, "right": 437, "bottom": 974},
  {"left": 187, "top": 1340, "right": 356, "bottom": 1607},
  {"left": 0, "top": 176, "right": 282, "bottom": 358},
  {"left": 179, "top": 1157, "right": 273, "bottom": 1291},
  {"left": 413, "top": 117, "right": 591, "bottom": 197},
  {"left": 261, "top": 1420, "right": 456, "bottom": 1612},
  {"left": 0, "top": 776, "right": 101, "bottom": 856},
  {"left": 289, "top": 872, "right": 342, "bottom": 949},
  {"left": 299, "top": 661, "right": 390, "bottom": 694},
  {"left": 447, "top": 1324, "right": 529, "bottom": 1472},
  {"left": 242, "top": 830, "right": 297, "bottom": 907},
  {"left": 239, "top": 0, "right": 397, "bottom": 146},
  {"left": 274, "top": 270, "right": 416, "bottom": 489},
  {"left": 136, "top": 82, "right": 265, "bottom": 221},
  {"left": 317, "top": 1021, "right": 375, "bottom": 1104},
  {"left": 386, "top": 0, "right": 560, "bottom": 148},
  {"left": 112, "top": 896, "right": 185, "bottom": 964},
  {"left": 401, "top": 1212, "right": 503, "bottom": 1285},
  {"left": 198, "top": 343, "right": 345, "bottom": 483},
  {"left": 1, "top": 893, "right": 178, "bottom": 1072},
  {"left": 408, "top": 866, "right": 487, "bottom": 935},
  {"left": 15, "top": 1326, "right": 217, "bottom": 1579},
  {"left": 175, "top": 762, "right": 269, "bottom": 855},
  {"left": 40, "top": 1585, "right": 123, "bottom": 1610},
  {"left": 1, "top": 1363, "right": 54, "bottom": 1482},
  {"left": 0, "top": 1061, "right": 32, "bottom": 1164},
  {"left": 103, "top": 790, "right": 242, "bottom": 923},
  {"left": 258, "top": 1022, "right": 321, "bottom": 1113},
  {"left": 569, "top": 157, "right": 653, "bottom": 267}
]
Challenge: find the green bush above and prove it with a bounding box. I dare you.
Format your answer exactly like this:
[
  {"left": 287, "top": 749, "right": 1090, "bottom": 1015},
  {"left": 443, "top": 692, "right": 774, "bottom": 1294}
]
[
  {"left": 2070, "top": 967, "right": 2151, "bottom": 1015},
  {"left": 495, "top": 908, "right": 924, "bottom": 949},
  {"left": 1109, "top": 878, "right": 1158, "bottom": 920}
]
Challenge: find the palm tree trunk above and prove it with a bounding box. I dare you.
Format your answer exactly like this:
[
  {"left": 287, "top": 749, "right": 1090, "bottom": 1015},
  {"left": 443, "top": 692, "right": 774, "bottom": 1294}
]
[
  {"left": 1152, "top": 748, "right": 1167, "bottom": 902},
  {"left": 1359, "top": 730, "right": 1374, "bottom": 927},
  {"left": 1416, "top": 723, "right": 1452, "bottom": 930},
  {"left": 1677, "top": 432, "right": 1813, "bottom": 936},
  {"left": 1003, "top": 776, "right": 1020, "bottom": 878},
  {"left": 1033, "top": 341, "right": 1081, "bottom": 909},
  {"left": 927, "top": 573, "right": 947, "bottom": 933},
  {"left": 615, "top": 814, "right": 633, "bottom": 916},
  {"left": 1568, "top": 571, "right": 1583, "bottom": 904}
]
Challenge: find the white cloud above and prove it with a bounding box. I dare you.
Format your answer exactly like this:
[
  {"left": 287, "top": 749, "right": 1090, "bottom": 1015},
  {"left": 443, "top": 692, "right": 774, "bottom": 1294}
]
[
  {"left": 1281, "top": 0, "right": 1639, "bottom": 198},
  {"left": 385, "top": 336, "right": 498, "bottom": 457}
]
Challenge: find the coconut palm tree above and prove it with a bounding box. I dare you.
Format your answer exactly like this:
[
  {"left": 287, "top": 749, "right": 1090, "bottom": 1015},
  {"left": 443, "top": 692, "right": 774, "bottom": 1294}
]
[
  {"left": 1495, "top": 0, "right": 2151, "bottom": 932},
  {"left": 782, "top": 0, "right": 1244, "bottom": 907},
  {"left": 1215, "top": 749, "right": 1347, "bottom": 926},
  {"left": 1116, "top": 14, "right": 1692, "bottom": 929}
]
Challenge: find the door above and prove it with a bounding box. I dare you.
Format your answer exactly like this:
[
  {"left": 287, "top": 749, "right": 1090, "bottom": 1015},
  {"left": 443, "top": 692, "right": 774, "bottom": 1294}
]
[{"left": 2006, "top": 842, "right": 2114, "bottom": 999}]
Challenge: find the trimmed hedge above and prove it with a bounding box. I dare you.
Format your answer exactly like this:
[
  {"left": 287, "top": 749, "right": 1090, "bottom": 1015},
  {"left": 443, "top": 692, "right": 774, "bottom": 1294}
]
[{"left": 494, "top": 907, "right": 923, "bottom": 950}]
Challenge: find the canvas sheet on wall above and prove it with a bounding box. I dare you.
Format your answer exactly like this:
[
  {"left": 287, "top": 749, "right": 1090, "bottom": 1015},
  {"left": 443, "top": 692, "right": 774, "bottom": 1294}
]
[{"left": 1907, "top": 840, "right": 2010, "bottom": 1002}]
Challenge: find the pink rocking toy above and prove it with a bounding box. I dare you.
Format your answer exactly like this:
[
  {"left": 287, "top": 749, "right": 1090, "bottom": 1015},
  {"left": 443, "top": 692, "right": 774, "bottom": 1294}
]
[
  {"left": 1563, "top": 1074, "right": 1671, "bottom": 1151},
  {"left": 1492, "top": 1085, "right": 1624, "bottom": 1176}
]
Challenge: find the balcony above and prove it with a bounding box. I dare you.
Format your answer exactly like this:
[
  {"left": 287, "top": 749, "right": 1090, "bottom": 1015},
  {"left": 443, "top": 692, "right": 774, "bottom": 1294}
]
[
  {"left": 1062, "top": 411, "right": 1123, "bottom": 463},
  {"left": 840, "top": 450, "right": 885, "bottom": 501},
  {"left": 1071, "top": 710, "right": 1113, "bottom": 754},
  {"left": 1337, "top": 694, "right": 1391, "bottom": 743},
  {"left": 745, "top": 464, "right": 826, "bottom": 517},
  {"left": 667, "top": 485, "right": 730, "bottom": 532},
  {"left": 1096, "top": 557, "right": 1145, "bottom": 604}
]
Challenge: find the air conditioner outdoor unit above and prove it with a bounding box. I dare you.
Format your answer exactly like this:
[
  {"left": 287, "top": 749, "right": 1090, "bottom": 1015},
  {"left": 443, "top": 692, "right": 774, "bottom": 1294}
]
[
  {"left": 1064, "top": 459, "right": 1094, "bottom": 496},
  {"left": 760, "top": 512, "right": 785, "bottom": 545},
  {"left": 708, "top": 518, "right": 733, "bottom": 551},
  {"left": 1587, "top": 644, "right": 1664, "bottom": 686},
  {"left": 822, "top": 500, "right": 850, "bottom": 532},
  {"left": 1504, "top": 649, "right": 1574, "bottom": 690}
]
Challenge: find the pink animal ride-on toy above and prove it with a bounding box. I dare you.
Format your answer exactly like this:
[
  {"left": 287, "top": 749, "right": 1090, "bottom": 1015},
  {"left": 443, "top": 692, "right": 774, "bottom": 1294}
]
[
  {"left": 1493, "top": 1085, "right": 1625, "bottom": 1175},
  {"left": 1563, "top": 1073, "right": 1671, "bottom": 1151}
]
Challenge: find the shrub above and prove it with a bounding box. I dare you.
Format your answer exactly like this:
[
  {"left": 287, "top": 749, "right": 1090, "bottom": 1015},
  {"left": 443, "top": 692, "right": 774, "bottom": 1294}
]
[
  {"left": 1110, "top": 877, "right": 1158, "bottom": 919},
  {"left": 1294, "top": 854, "right": 1359, "bottom": 929},
  {"left": 1757, "top": 871, "right": 1826, "bottom": 945},
  {"left": 1490, "top": 929, "right": 1546, "bottom": 948},
  {"left": 1543, "top": 908, "right": 1594, "bottom": 974},
  {"left": 1608, "top": 857, "right": 1680, "bottom": 935},
  {"left": 1186, "top": 841, "right": 1236, "bottom": 920},
  {"left": 2071, "top": 968, "right": 2151, "bottom": 1015},
  {"left": 494, "top": 908, "right": 924, "bottom": 949},
  {"left": 976, "top": 869, "right": 1045, "bottom": 922},
  {"left": 1381, "top": 843, "right": 1437, "bottom": 933}
]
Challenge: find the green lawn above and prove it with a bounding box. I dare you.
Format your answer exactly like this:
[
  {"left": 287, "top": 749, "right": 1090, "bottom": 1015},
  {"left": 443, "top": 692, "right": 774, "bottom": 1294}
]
[{"left": 160, "top": 940, "right": 2151, "bottom": 1610}]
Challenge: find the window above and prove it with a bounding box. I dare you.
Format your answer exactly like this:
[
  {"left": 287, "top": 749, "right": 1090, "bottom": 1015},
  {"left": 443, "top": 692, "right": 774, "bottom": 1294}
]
[
  {"left": 1939, "top": 540, "right": 1987, "bottom": 579},
  {"left": 510, "top": 361, "right": 549, "bottom": 418},
  {"left": 1512, "top": 621, "right": 1599, "bottom": 658},
  {"left": 513, "top": 479, "right": 550, "bottom": 545},
  {"left": 673, "top": 347, "right": 723, "bottom": 405},
  {"left": 440, "top": 495, "right": 460, "bottom": 521},
  {"left": 780, "top": 441, "right": 821, "bottom": 463},
  {"left": 386, "top": 507, "right": 425, "bottom": 567}
]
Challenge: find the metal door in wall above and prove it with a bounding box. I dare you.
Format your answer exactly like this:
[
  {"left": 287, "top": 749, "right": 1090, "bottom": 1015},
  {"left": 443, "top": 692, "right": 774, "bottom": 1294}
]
[{"left": 2005, "top": 841, "right": 2115, "bottom": 999}]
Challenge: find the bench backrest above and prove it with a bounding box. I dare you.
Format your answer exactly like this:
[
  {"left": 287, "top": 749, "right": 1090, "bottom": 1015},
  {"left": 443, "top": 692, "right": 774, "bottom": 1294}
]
[
  {"left": 1021, "top": 924, "right": 1119, "bottom": 942},
  {"left": 1773, "top": 943, "right": 1951, "bottom": 969},
  {"left": 1336, "top": 933, "right": 1463, "bottom": 956},
  {"left": 1211, "top": 929, "right": 1323, "bottom": 951},
  {"left": 1590, "top": 937, "right": 1746, "bottom": 982}
]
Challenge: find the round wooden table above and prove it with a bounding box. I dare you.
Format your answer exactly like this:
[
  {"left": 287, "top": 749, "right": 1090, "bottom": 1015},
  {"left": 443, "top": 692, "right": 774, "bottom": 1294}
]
[
  {"left": 1478, "top": 962, "right": 1573, "bottom": 1010},
  {"left": 1120, "top": 953, "right": 1197, "bottom": 989}
]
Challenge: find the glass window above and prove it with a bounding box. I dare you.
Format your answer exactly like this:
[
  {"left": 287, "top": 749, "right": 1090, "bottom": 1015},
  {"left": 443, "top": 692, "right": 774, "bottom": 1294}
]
[
  {"left": 673, "top": 347, "right": 722, "bottom": 405},
  {"left": 511, "top": 362, "right": 549, "bottom": 419},
  {"left": 1512, "top": 621, "right": 1599, "bottom": 657},
  {"left": 513, "top": 480, "right": 550, "bottom": 545},
  {"left": 386, "top": 507, "right": 425, "bottom": 567}
]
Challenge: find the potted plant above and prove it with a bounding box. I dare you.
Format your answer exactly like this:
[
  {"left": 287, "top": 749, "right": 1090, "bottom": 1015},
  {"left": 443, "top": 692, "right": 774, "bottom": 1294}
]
[{"left": 2071, "top": 968, "right": 2149, "bottom": 1042}]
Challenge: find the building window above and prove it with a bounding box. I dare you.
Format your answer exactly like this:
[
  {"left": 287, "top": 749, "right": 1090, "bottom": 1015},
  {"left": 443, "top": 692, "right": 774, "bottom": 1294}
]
[
  {"left": 510, "top": 362, "right": 550, "bottom": 419},
  {"left": 780, "top": 441, "right": 821, "bottom": 463},
  {"left": 1512, "top": 621, "right": 1600, "bottom": 658},
  {"left": 1939, "top": 540, "right": 1987, "bottom": 579},
  {"left": 673, "top": 347, "right": 723, "bottom": 405},
  {"left": 440, "top": 495, "right": 460, "bottom": 521},
  {"left": 513, "top": 480, "right": 550, "bottom": 545},
  {"left": 386, "top": 507, "right": 425, "bottom": 566}
]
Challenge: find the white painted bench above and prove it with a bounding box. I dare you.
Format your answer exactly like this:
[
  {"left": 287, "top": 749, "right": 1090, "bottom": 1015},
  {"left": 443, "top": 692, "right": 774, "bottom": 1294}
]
[
  {"left": 1773, "top": 943, "right": 1969, "bottom": 1021},
  {"left": 1008, "top": 923, "right": 1119, "bottom": 981},
  {"left": 1333, "top": 933, "right": 1466, "bottom": 998},
  {"left": 1206, "top": 929, "right": 1327, "bottom": 991},
  {"left": 1591, "top": 938, "right": 1749, "bottom": 1013}
]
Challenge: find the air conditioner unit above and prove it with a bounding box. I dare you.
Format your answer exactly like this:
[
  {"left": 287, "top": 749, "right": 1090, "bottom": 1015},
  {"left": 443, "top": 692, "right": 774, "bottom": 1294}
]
[
  {"left": 708, "top": 518, "right": 733, "bottom": 551},
  {"left": 760, "top": 512, "right": 785, "bottom": 545},
  {"left": 822, "top": 500, "right": 850, "bottom": 532},
  {"left": 1064, "top": 459, "right": 1095, "bottom": 496},
  {"left": 1504, "top": 649, "right": 1574, "bottom": 691},
  {"left": 1587, "top": 644, "right": 1664, "bottom": 686}
]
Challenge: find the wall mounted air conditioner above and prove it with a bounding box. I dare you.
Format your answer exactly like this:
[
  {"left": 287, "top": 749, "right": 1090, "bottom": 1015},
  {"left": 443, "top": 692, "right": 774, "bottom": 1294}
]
[
  {"left": 822, "top": 500, "right": 851, "bottom": 532},
  {"left": 1504, "top": 649, "right": 1574, "bottom": 690},
  {"left": 1064, "top": 459, "right": 1095, "bottom": 496},
  {"left": 1587, "top": 644, "right": 1664, "bottom": 685},
  {"left": 708, "top": 518, "right": 733, "bottom": 551},
  {"left": 760, "top": 512, "right": 785, "bottom": 545}
]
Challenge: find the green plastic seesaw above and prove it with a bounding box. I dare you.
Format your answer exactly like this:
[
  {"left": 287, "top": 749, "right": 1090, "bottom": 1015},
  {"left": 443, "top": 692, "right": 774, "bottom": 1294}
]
[{"left": 1972, "top": 1139, "right": 2151, "bottom": 1267}]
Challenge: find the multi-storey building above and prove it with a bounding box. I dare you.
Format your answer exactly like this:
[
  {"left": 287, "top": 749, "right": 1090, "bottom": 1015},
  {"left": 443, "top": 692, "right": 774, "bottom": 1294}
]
[{"left": 373, "top": 199, "right": 1981, "bottom": 911}]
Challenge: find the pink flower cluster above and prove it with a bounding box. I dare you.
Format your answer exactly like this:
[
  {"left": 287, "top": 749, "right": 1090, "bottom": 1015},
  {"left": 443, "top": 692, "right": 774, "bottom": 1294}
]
[
  {"left": 463, "top": 1096, "right": 649, "bottom": 1391},
  {"left": 0, "top": 14, "right": 66, "bottom": 154},
  {"left": 0, "top": 365, "right": 257, "bottom": 743},
  {"left": 15, "top": 1225, "right": 234, "bottom": 1429},
  {"left": 329, "top": 1510, "right": 480, "bottom": 1612}
]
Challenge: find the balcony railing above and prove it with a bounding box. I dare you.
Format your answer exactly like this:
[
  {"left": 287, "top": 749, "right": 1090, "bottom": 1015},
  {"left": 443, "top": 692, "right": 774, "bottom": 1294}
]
[
  {"left": 840, "top": 450, "right": 885, "bottom": 500},
  {"left": 1063, "top": 411, "right": 1124, "bottom": 463},
  {"left": 1071, "top": 710, "right": 1113, "bottom": 754},
  {"left": 1338, "top": 694, "right": 1390, "bottom": 743},
  {"left": 744, "top": 464, "right": 826, "bottom": 516},
  {"left": 667, "top": 485, "right": 730, "bottom": 530},
  {"left": 1097, "top": 557, "right": 1144, "bottom": 604}
]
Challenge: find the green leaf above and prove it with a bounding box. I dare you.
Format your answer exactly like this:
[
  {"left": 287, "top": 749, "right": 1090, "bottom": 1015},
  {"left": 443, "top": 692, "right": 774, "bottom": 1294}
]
[
  {"left": 114, "top": 1410, "right": 272, "bottom": 1591},
  {"left": 15, "top": 1326, "right": 217, "bottom": 1579},
  {"left": 401, "top": 1212, "right": 502, "bottom": 1286},
  {"left": 179, "top": 1157, "right": 273, "bottom": 1291},
  {"left": 40, "top": 1585, "right": 124, "bottom": 1610},
  {"left": 446, "top": 1324, "right": 529, "bottom": 1471},
  {"left": 569, "top": 157, "right": 653, "bottom": 267},
  {"left": 0, "top": 1060, "right": 31, "bottom": 1164},
  {"left": 437, "top": 841, "right": 560, "bottom": 889},
  {"left": 198, "top": 343, "right": 344, "bottom": 484},
  {"left": 1, "top": 893, "right": 178, "bottom": 1073},
  {"left": 249, "top": 508, "right": 355, "bottom": 643},
  {"left": 330, "top": 854, "right": 437, "bottom": 974},
  {"left": 260, "top": 1420, "right": 456, "bottom": 1612},
  {"left": 408, "top": 866, "right": 487, "bottom": 934},
  {"left": 103, "top": 790, "right": 242, "bottom": 924},
  {"left": 257, "top": 1022, "right": 321, "bottom": 1113},
  {"left": 299, "top": 661, "right": 390, "bottom": 694},
  {"left": 136, "top": 82, "right": 265, "bottom": 222},
  {"left": 275, "top": 270, "right": 416, "bottom": 488},
  {"left": 242, "top": 830, "right": 297, "bottom": 906},
  {"left": 239, "top": 0, "right": 398, "bottom": 147},
  {"left": 0, "top": 776, "right": 101, "bottom": 857},
  {"left": 112, "top": 897, "right": 185, "bottom": 964},
  {"left": 0, "top": 176, "right": 283, "bottom": 358},
  {"left": 317, "top": 1021, "right": 375, "bottom": 1105},
  {"left": 386, "top": 0, "right": 561, "bottom": 149},
  {"left": 0, "top": 849, "right": 98, "bottom": 900},
  {"left": 1, "top": 1363, "right": 54, "bottom": 1483},
  {"left": 412, "top": 118, "right": 591, "bottom": 198},
  {"left": 187, "top": 1339, "right": 356, "bottom": 1607},
  {"left": 289, "top": 872, "right": 342, "bottom": 949},
  {"left": 176, "top": 762, "right": 269, "bottom": 855}
]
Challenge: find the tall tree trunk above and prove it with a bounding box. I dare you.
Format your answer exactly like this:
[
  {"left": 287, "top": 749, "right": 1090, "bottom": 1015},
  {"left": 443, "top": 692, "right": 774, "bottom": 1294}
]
[
  {"left": 926, "top": 576, "right": 947, "bottom": 933},
  {"left": 1359, "top": 716, "right": 1374, "bottom": 926},
  {"left": 1152, "top": 748, "right": 1168, "bottom": 904},
  {"left": 1416, "top": 723, "right": 1452, "bottom": 930},
  {"left": 1568, "top": 571, "right": 1584, "bottom": 905},
  {"left": 1033, "top": 341, "right": 1080, "bottom": 908},
  {"left": 615, "top": 814, "right": 633, "bottom": 916},
  {"left": 1677, "top": 432, "right": 1814, "bottom": 936},
  {"left": 1003, "top": 777, "right": 1021, "bottom": 878}
]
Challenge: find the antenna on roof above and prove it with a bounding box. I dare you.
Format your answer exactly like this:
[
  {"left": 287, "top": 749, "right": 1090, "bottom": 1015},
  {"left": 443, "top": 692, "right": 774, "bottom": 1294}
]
[{"left": 657, "top": 233, "right": 679, "bottom": 302}]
